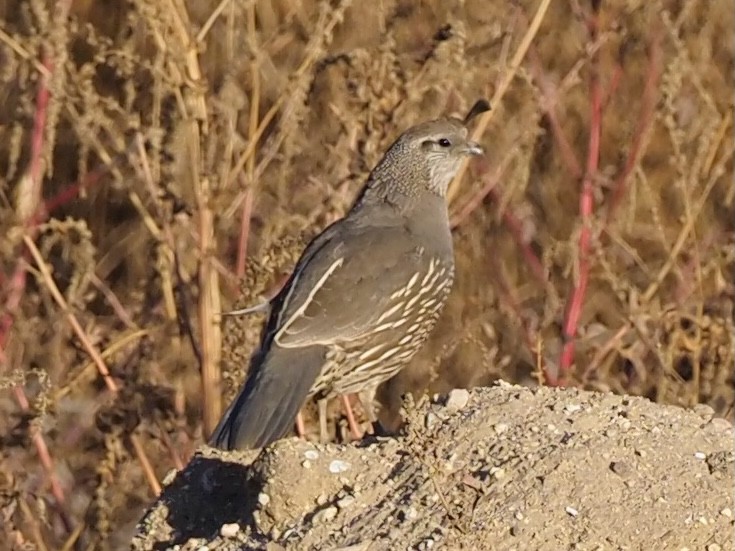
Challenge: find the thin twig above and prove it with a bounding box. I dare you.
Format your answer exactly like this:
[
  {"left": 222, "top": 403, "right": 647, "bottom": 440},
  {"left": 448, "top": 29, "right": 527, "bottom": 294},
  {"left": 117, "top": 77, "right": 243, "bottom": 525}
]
[{"left": 236, "top": 2, "right": 260, "bottom": 279}]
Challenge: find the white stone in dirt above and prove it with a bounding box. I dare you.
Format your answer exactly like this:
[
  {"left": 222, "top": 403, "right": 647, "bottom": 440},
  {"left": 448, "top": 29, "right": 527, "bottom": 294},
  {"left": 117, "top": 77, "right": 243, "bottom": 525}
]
[
  {"left": 445, "top": 388, "right": 470, "bottom": 410},
  {"left": 565, "top": 506, "right": 579, "bottom": 517},
  {"left": 304, "top": 449, "right": 319, "bottom": 460},
  {"left": 329, "top": 459, "right": 350, "bottom": 474},
  {"left": 219, "top": 523, "right": 240, "bottom": 538}
]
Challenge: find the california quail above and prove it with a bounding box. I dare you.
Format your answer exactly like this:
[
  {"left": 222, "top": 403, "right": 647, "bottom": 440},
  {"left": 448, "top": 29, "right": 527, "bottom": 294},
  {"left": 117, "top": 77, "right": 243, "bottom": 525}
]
[{"left": 211, "top": 101, "right": 489, "bottom": 450}]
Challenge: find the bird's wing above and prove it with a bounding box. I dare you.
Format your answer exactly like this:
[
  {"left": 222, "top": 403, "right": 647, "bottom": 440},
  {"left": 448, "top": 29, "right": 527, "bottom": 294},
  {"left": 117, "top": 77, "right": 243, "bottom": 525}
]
[{"left": 270, "top": 221, "right": 428, "bottom": 348}]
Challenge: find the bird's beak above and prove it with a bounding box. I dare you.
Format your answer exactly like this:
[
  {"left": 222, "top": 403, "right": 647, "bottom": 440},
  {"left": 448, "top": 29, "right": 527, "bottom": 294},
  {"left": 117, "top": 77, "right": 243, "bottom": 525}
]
[{"left": 463, "top": 141, "right": 483, "bottom": 156}]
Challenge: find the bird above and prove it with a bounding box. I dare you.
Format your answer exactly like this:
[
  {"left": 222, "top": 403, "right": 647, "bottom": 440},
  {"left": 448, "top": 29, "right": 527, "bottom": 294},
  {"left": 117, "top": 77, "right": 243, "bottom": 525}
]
[{"left": 210, "top": 100, "right": 490, "bottom": 450}]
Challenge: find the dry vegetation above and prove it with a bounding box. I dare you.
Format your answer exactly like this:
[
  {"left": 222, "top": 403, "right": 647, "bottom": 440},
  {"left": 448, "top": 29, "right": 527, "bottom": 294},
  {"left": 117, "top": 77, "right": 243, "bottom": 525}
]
[{"left": 0, "top": 0, "right": 732, "bottom": 548}]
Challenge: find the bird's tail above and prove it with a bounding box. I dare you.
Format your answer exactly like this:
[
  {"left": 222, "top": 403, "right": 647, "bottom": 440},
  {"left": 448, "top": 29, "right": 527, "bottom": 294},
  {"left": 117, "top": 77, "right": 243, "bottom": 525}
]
[{"left": 209, "top": 345, "right": 326, "bottom": 450}]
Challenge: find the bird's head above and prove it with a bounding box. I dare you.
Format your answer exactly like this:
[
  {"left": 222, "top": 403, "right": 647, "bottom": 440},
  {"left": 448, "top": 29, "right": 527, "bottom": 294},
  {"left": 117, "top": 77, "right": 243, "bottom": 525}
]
[{"left": 363, "top": 100, "right": 489, "bottom": 204}]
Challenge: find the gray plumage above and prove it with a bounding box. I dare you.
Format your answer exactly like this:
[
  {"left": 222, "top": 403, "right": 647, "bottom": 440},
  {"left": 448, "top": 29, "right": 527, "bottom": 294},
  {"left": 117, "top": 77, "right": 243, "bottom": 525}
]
[{"left": 210, "top": 103, "right": 488, "bottom": 450}]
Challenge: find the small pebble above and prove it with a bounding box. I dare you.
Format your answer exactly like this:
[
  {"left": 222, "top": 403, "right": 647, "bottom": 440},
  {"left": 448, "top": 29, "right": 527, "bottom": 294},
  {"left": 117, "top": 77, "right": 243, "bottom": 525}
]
[
  {"left": 302, "top": 460, "right": 312, "bottom": 469},
  {"left": 493, "top": 423, "right": 509, "bottom": 435},
  {"left": 304, "top": 449, "right": 319, "bottom": 461},
  {"left": 565, "top": 506, "right": 579, "bottom": 517},
  {"left": 445, "top": 388, "right": 470, "bottom": 410},
  {"left": 707, "top": 544, "right": 721, "bottom": 551},
  {"left": 610, "top": 461, "right": 631, "bottom": 477},
  {"left": 490, "top": 467, "right": 506, "bottom": 480},
  {"left": 694, "top": 451, "right": 707, "bottom": 460},
  {"left": 564, "top": 403, "right": 582, "bottom": 414},
  {"left": 313, "top": 506, "right": 338, "bottom": 524},
  {"left": 425, "top": 412, "right": 438, "bottom": 429},
  {"left": 337, "top": 495, "right": 355, "bottom": 509},
  {"left": 258, "top": 492, "right": 270, "bottom": 506},
  {"left": 220, "top": 523, "right": 240, "bottom": 538},
  {"left": 720, "top": 507, "right": 732, "bottom": 518},
  {"left": 329, "top": 459, "right": 350, "bottom": 473}
]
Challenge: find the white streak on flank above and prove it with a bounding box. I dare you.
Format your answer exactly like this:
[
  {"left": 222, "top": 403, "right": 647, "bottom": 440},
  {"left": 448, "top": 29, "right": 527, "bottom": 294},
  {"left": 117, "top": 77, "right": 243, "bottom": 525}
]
[
  {"left": 275, "top": 257, "right": 344, "bottom": 347},
  {"left": 390, "top": 288, "right": 405, "bottom": 299},
  {"left": 372, "top": 321, "right": 399, "bottom": 333},
  {"left": 355, "top": 346, "right": 401, "bottom": 372},
  {"left": 421, "top": 259, "right": 437, "bottom": 286},
  {"left": 405, "top": 272, "right": 420, "bottom": 291},
  {"left": 405, "top": 292, "right": 423, "bottom": 310},
  {"left": 432, "top": 285, "right": 450, "bottom": 298},
  {"left": 376, "top": 300, "right": 405, "bottom": 323},
  {"left": 358, "top": 342, "right": 387, "bottom": 361}
]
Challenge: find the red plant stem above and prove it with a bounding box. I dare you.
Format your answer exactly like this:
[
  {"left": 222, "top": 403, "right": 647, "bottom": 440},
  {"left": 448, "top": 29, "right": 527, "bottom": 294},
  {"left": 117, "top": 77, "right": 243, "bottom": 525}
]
[
  {"left": 13, "top": 386, "right": 74, "bottom": 533},
  {"left": 556, "top": 5, "right": 603, "bottom": 383},
  {"left": 451, "top": 160, "right": 548, "bottom": 286},
  {"left": 527, "top": 45, "right": 583, "bottom": 180},
  {"left": 0, "top": 51, "right": 53, "bottom": 357},
  {"left": 494, "top": 188, "right": 547, "bottom": 286},
  {"left": 606, "top": 30, "right": 662, "bottom": 220},
  {"left": 493, "top": 268, "right": 538, "bottom": 354},
  {"left": 601, "top": 60, "right": 624, "bottom": 110},
  {"left": 2, "top": 0, "right": 75, "bottom": 535},
  {"left": 41, "top": 165, "right": 107, "bottom": 220},
  {"left": 27, "top": 58, "right": 53, "bottom": 209}
]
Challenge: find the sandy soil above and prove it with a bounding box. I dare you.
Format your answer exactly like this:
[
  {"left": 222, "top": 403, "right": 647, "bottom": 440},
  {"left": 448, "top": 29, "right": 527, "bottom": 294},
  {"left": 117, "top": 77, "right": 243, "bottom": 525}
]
[{"left": 132, "top": 384, "right": 734, "bottom": 550}]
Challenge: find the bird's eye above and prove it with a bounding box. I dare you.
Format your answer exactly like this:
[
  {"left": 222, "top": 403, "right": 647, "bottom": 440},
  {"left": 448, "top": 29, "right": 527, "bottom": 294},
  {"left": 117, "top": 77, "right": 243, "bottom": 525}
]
[{"left": 438, "top": 138, "right": 452, "bottom": 147}]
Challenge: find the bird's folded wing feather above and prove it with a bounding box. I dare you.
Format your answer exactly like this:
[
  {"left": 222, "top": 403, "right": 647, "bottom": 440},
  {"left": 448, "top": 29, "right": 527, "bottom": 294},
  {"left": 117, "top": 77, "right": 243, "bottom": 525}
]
[{"left": 272, "top": 224, "right": 423, "bottom": 348}]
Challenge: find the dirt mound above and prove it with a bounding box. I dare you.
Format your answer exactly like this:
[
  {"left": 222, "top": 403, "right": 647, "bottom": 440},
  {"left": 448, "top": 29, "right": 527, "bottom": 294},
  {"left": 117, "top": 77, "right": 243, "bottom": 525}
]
[{"left": 132, "top": 384, "right": 734, "bottom": 550}]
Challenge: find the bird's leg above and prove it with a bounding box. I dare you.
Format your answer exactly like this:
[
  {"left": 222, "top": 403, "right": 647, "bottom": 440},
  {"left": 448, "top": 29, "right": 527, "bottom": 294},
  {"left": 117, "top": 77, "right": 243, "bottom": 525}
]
[
  {"left": 295, "top": 411, "right": 306, "bottom": 439},
  {"left": 341, "top": 394, "right": 363, "bottom": 440},
  {"left": 318, "top": 398, "right": 329, "bottom": 442},
  {"left": 357, "top": 388, "right": 378, "bottom": 435}
]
